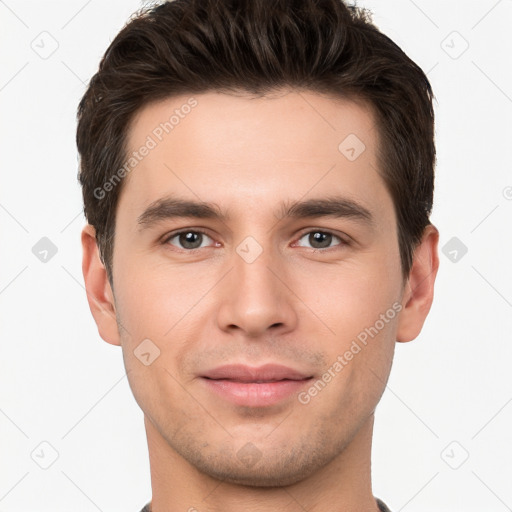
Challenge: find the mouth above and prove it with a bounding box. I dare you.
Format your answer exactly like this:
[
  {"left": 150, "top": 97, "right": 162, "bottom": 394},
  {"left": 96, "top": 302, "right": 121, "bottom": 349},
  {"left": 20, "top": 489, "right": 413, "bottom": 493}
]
[{"left": 200, "top": 364, "right": 314, "bottom": 407}]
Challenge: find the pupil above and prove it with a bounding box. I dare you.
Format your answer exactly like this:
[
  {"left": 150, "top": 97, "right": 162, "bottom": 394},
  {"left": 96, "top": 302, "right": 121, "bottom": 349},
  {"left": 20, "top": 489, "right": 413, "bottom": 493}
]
[
  {"left": 311, "top": 232, "right": 331, "bottom": 248},
  {"left": 181, "top": 232, "right": 201, "bottom": 249}
]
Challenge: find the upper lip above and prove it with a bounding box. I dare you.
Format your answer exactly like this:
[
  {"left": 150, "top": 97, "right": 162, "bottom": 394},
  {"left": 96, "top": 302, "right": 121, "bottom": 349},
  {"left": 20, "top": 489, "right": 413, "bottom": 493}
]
[{"left": 201, "top": 364, "right": 312, "bottom": 382}]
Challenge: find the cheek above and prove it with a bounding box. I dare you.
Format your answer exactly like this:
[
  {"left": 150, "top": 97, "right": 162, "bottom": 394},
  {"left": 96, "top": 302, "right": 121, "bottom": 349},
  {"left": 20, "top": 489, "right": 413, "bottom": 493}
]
[
  {"left": 113, "top": 267, "right": 193, "bottom": 417},
  {"left": 112, "top": 249, "right": 196, "bottom": 339},
  {"left": 300, "top": 265, "right": 399, "bottom": 416},
  {"left": 111, "top": 256, "right": 207, "bottom": 396},
  {"left": 309, "top": 256, "right": 401, "bottom": 334},
  {"left": 301, "top": 248, "right": 401, "bottom": 399}
]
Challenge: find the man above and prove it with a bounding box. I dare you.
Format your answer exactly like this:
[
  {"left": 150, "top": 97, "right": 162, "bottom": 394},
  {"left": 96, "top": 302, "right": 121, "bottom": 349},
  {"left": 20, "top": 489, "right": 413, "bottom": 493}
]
[{"left": 77, "top": 0, "right": 439, "bottom": 510}]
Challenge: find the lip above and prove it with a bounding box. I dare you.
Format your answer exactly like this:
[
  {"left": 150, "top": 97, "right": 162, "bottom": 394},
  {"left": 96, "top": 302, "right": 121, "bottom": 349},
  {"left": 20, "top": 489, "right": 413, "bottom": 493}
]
[{"left": 200, "top": 364, "right": 313, "bottom": 407}]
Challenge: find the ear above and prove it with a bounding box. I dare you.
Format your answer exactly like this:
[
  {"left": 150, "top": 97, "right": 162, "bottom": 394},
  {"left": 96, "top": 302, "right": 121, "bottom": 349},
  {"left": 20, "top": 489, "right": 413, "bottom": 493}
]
[
  {"left": 396, "top": 224, "right": 439, "bottom": 343},
  {"left": 81, "top": 224, "right": 121, "bottom": 346}
]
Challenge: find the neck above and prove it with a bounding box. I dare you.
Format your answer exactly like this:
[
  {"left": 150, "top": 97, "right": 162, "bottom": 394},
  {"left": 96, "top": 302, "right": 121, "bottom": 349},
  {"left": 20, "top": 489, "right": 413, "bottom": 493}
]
[{"left": 144, "top": 413, "right": 380, "bottom": 512}]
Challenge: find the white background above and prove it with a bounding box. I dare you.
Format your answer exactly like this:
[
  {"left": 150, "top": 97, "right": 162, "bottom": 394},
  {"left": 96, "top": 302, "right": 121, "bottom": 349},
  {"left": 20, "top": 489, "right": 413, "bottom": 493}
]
[{"left": 1, "top": 1, "right": 511, "bottom": 511}]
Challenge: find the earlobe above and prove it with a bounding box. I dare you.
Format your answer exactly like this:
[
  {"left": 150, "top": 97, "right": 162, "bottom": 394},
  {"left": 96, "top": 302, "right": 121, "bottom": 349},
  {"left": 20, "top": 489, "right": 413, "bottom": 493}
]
[
  {"left": 81, "top": 224, "right": 121, "bottom": 346},
  {"left": 396, "top": 224, "right": 440, "bottom": 343}
]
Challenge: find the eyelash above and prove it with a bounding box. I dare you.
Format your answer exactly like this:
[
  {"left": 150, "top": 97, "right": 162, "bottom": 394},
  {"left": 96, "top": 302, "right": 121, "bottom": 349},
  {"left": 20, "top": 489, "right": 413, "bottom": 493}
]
[{"left": 162, "top": 228, "right": 349, "bottom": 253}]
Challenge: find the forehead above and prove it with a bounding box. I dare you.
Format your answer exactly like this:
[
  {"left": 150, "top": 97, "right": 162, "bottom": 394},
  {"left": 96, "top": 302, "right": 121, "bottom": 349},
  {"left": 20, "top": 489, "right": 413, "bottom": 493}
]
[{"left": 120, "top": 90, "right": 391, "bottom": 223}]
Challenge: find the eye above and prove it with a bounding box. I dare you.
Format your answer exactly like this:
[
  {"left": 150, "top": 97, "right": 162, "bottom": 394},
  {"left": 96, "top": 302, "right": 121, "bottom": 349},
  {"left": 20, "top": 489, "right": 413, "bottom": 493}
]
[
  {"left": 163, "top": 230, "right": 216, "bottom": 250},
  {"left": 294, "top": 230, "right": 346, "bottom": 251},
  {"left": 162, "top": 228, "right": 348, "bottom": 252}
]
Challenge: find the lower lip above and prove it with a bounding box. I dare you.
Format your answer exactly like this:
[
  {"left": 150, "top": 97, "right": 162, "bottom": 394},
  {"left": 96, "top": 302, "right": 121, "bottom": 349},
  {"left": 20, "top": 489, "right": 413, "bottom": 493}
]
[{"left": 201, "top": 378, "right": 311, "bottom": 407}]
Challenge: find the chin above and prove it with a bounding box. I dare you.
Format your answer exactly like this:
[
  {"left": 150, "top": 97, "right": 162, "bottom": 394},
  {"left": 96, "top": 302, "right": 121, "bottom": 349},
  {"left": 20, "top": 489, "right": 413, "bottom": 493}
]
[
  {"left": 198, "top": 463, "right": 315, "bottom": 488},
  {"left": 187, "top": 445, "right": 327, "bottom": 488}
]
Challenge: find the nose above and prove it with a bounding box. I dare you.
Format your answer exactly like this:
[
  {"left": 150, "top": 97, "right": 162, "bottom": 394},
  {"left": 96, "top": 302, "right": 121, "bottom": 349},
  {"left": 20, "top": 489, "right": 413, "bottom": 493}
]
[{"left": 215, "top": 241, "right": 298, "bottom": 339}]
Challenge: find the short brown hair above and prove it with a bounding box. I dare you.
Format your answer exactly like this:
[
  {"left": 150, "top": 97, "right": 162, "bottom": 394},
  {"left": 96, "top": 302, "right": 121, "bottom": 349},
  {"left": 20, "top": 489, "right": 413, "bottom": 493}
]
[{"left": 76, "top": 0, "right": 435, "bottom": 282}]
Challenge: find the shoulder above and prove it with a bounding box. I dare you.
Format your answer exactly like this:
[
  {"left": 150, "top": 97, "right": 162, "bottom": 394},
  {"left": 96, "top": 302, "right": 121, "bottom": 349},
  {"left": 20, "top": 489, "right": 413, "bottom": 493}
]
[{"left": 376, "top": 497, "right": 392, "bottom": 512}]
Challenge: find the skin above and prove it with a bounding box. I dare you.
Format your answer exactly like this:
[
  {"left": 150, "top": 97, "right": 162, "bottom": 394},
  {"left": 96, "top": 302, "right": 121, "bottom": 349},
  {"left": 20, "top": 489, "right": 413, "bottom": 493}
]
[{"left": 82, "top": 90, "right": 439, "bottom": 512}]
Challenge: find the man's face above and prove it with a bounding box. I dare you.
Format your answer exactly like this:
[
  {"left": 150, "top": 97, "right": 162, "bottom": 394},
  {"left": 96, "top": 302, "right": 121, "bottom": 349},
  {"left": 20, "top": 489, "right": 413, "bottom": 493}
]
[{"left": 110, "top": 90, "right": 405, "bottom": 485}]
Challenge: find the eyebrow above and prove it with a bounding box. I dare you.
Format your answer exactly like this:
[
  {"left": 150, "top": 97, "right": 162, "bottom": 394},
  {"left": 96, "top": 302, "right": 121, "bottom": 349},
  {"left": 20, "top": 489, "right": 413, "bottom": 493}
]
[{"left": 137, "top": 195, "right": 374, "bottom": 229}]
